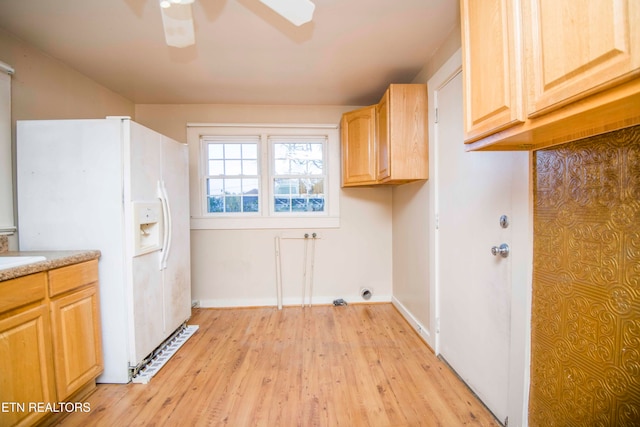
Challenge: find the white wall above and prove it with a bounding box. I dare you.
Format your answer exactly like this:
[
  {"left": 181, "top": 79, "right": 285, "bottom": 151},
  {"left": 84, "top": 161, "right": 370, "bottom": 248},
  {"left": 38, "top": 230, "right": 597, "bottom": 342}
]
[
  {"left": 390, "top": 22, "right": 461, "bottom": 343},
  {"left": 391, "top": 180, "right": 431, "bottom": 333},
  {"left": 0, "top": 29, "right": 135, "bottom": 250},
  {"left": 190, "top": 187, "right": 392, "bottom": 307}
]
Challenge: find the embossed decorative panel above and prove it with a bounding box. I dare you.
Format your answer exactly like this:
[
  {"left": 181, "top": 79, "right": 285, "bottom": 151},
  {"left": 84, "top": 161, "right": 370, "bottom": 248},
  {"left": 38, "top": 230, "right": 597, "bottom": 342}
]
[
  {"left": 529, "top": 126, "right": 640, "bottom": 426},
  {"left": 530, "top": 125, "right": 640, "bottom": 426}
]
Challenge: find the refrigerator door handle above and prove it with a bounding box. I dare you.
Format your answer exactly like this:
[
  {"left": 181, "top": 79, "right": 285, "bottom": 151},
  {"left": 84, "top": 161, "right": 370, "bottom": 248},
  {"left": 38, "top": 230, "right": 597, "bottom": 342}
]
[{"left": 158, "top": 180, "right": 173, "bottom": 270}]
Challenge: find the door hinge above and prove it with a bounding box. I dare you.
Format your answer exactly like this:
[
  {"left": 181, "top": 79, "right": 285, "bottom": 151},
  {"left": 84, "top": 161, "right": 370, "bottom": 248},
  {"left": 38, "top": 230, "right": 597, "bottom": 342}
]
[
  {"left": 435, "top": 107, "right": 439, "bottom": 124},
  {"left": 435, "top": 213, "right": 439, "bottom": 230}
]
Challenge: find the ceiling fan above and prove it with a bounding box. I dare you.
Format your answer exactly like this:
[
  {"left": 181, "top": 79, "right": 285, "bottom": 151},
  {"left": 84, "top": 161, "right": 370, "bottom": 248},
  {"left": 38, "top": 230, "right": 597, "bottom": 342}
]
[{"left": 159, "top": 0, "right": 316, "bottom": 48}]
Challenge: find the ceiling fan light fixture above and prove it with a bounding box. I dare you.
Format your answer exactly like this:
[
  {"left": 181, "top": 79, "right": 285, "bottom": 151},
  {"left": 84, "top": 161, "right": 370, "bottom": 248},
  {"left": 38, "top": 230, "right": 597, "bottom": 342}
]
[
  {"left": 161, "top": 0, "right": 194, "bottom": 8},
  {"left": 259, "top": 0, "right": 315, "bottom": 26},
  {"left": 160, "top": 1, "right": 195, "bottom": 47}
]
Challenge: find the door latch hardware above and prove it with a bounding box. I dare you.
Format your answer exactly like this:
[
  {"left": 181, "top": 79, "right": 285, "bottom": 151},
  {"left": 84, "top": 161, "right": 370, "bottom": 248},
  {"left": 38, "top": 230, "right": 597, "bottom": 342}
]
[{"left": 491, "top": 243, "right": 510, "bottom": 258}]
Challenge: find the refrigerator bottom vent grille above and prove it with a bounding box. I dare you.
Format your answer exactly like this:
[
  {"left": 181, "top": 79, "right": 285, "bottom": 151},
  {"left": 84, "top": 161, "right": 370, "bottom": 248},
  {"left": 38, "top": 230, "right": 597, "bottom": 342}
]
[{"left": 131, "top": 325, "right": 199, "bottom": 384}]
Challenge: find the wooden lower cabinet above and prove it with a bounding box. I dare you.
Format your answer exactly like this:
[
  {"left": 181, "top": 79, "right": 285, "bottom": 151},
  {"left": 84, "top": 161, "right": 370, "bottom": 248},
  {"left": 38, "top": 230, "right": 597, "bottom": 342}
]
[
  {"left": 50, "top": 284, "right": 103, "bottom": 400},
  {"left": 0, "top": 259, "right": 102, "bottom": 427},
  {"left": 0, "top": 304, "right": 56, "bottom": 427}
]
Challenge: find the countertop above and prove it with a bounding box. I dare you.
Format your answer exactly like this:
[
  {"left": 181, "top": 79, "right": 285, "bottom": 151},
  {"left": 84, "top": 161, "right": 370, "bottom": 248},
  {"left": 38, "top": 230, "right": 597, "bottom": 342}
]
[{"left": 0, "top": 250, "right": 101, "bottom": 282}]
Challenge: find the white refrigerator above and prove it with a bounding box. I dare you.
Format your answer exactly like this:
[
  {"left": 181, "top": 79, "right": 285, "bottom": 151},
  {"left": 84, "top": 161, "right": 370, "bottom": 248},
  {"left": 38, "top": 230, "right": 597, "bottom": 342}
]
[{"left": 17, "top": 117, "right": 192, "bottom": 383}]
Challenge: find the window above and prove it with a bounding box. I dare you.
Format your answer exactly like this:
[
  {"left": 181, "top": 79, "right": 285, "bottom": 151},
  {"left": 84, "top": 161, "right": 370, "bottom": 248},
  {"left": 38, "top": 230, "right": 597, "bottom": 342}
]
[
  {"left": 204, "top": 138, "right": 259, "bottom": 214},
  {"left": 271, "top": 138, "right": 326, "bottom": 214},
  {"left": 188, "top": 124, "right": 340, "bottom": 230}
]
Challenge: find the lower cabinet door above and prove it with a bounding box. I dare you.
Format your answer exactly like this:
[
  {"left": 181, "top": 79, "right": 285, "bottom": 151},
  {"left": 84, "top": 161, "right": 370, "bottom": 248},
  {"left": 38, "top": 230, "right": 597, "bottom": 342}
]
[
  {"left": 0, "top": 305, "right": 56, "bottom": 427},
  {"left": 50, "top": 285, "right": 103, "bottom": 400}
]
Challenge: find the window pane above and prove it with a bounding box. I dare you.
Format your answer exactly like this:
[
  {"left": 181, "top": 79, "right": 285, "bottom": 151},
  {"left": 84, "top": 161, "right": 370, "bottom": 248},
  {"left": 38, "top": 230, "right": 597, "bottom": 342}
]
[
  {"left": 225, "top": 196, "right": 241, "bottom": 212},
  {"left": 207, "top": 179, "right": 224, "bottom": 196},
  {"left": 291, "top": 198, "right": 308, "bottom": 212},
  {"left": 274, "top": 178, "right": 298, "bottom": 195},
  {"left": 307, "top": 160, "right": 323, "bottom": 175},
  {"left": 243, "top": 196, "right": 259, "bottom": 212},
  {"left": 274, "top": 143, "right": 288, "bottom": 159},
  {"left": 309, "top": 197, "right": 325, "bottom": 211},
  {"left": 225, "top": 178, "right": 242, "bottom": 195},
  {"left": 209, "top": 160, "right": 225, "bottom": 175},
  {"left": 207, "top": 196, "right": 224, "bottom": 213},
  {"left": 309, "top": 143, "right": 323, "bottom": 160},
  {"left": 208, "top": 144, "right": 224, "bottom": 159},
  {"left": 274, "top": 197, "right": 290, "bottom": 212},
  {"left": 306, "top": 178, "right": 324, "bottom": 195},
  {"left": 290, "top": 159, "right": 306, "bottom": 175},
  {"left": 242, "top": 144, "right": 257, "bottom": 159},
  {"left": 243, "top": 159, "right": 257, "bottom": 175},
  {"left": 225, "top": 159, "right": 242, "bottom": 176},
  {"left": 225, "top": 144, "right": 242, "bottom": 159},
  {"left": 243, "top": 178, "right": 259, "bottom": 194},
  {"left": 274, "top": 159, "right": 288, "bottom": 175}
]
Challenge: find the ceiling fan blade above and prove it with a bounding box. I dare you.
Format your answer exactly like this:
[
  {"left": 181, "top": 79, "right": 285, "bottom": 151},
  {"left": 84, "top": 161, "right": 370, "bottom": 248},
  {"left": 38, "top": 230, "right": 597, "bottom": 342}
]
[
  {"left": 160, "top": 3, "right": 195, "bottom": 48},
  {"left": 259, "top": 0, "right": 315, "bottom": 26}
]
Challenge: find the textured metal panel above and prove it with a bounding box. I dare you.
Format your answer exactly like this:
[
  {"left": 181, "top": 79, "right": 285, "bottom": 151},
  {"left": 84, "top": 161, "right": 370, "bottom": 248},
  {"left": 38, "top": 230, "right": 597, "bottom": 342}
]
[{"left": 531, "top": 125, "right": 640, "bottom": 426}]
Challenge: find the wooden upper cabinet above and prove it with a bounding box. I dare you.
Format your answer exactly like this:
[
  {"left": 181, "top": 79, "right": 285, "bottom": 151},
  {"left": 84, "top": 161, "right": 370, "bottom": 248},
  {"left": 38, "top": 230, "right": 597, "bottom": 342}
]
[
  {"left": 376, "top": 89, "right": 390, "bottom": 181},
  {"left": 341, "top": 84, "right": 428, "bottom": 187},
  {"left": 341, "top": 105, "right": 377, "bottom": 186},
  {"left": 376, "top": 84, "right": 429, "bottom": 184},
  {"left": 460, "top": 0, "right": 524, "bottom": 142},
  {"left": 461, "top": 0, "right": 640, "bottom": 151},
  {"left": 525, "top": 0, "right": 640, "bottom": 117}
]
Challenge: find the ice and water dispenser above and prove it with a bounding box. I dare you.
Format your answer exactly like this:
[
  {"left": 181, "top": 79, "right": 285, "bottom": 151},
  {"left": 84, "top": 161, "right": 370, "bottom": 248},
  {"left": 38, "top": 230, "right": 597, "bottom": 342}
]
[{"left": 133, "top": 201, "right": 163, "bottom": 256}]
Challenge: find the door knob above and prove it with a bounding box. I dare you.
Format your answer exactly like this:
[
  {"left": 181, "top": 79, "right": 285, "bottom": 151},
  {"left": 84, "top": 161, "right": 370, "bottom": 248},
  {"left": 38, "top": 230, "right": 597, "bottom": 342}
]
[{"left": 491, "top": 243, "right": 510, "bottom": 258}]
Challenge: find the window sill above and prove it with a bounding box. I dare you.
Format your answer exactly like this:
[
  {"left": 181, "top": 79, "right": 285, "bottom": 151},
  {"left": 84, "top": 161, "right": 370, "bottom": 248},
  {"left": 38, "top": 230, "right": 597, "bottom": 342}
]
[{"left": 190, "top": 216, "right": 340, "bottom": 230}]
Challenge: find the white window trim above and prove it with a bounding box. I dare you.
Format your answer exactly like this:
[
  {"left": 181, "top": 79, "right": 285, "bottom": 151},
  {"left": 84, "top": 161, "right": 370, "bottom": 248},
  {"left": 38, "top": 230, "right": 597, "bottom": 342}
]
[{"left": 187, "top": 124, "right": 340, "bottom": 230}]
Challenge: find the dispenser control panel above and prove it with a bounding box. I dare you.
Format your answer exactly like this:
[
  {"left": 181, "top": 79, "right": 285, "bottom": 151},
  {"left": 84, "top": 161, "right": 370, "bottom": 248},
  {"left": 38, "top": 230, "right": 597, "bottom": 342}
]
[{"left": 132, "top": 201, "right": 163, "bottom": 256}]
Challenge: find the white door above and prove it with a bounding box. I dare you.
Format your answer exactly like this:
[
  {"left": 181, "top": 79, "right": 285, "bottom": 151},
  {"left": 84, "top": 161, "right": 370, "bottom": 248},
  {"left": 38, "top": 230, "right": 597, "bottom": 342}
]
[
  {"left": 432, "top": 63, "right": 528, "bottom": 424},
  {"left": 128, "top": 121, "right": 165, "bottom": 364},
  {"left": 160, "top": 136, "right": 192, "bottom": 334}
]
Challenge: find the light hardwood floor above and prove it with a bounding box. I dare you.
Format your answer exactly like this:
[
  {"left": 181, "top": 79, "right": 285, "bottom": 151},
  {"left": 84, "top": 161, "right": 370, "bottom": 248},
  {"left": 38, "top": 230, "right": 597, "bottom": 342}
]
[{"left": 58, "top": 304, "right": 500, "bottom": 426}]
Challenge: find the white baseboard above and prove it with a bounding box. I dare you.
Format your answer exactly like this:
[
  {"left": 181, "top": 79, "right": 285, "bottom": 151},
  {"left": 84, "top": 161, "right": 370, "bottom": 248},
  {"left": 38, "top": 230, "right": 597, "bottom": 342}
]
[
  {"left": 196, "top": 294, "right": 392, "bottom": 309},
  {"left": 392, "top": 296, "right": 433, "bottom": 349}
]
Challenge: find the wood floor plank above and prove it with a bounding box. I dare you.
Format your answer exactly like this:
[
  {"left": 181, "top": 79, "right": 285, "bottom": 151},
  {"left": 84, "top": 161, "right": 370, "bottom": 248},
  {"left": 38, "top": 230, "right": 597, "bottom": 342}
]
[{"left": 57, "top": 304, "right": 499, "bottom": 426}]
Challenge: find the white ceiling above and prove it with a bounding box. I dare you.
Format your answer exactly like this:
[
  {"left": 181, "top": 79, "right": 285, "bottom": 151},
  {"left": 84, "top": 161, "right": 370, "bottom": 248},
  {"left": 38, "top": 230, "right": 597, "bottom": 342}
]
[{"left": 0, "top": 0, "right": 459, "bottom": 106}]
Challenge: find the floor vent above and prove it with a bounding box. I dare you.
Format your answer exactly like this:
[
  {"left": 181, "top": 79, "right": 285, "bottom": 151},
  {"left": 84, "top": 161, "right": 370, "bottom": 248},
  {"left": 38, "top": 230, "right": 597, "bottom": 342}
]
[{"left": 131, "top": 325, "right": 199, "bottom": 384}]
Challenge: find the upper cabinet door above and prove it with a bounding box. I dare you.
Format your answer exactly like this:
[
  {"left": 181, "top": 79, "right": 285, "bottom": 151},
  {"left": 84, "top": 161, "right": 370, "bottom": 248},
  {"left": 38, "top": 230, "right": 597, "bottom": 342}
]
[
  {"left": 341, "top": 105, "right": 377, "bottom": 186},
  {"left": 376, "top": 89, "right": 390, "bottom": 182},
  {"left": 525, "top": 0, "right": 640, "bottom": 117},
  {"left": 460, "top": 0, "right": 524, "bottom": 142}
]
